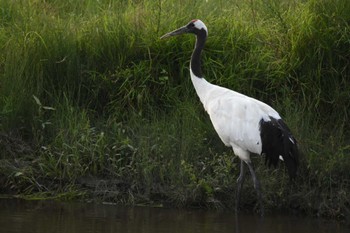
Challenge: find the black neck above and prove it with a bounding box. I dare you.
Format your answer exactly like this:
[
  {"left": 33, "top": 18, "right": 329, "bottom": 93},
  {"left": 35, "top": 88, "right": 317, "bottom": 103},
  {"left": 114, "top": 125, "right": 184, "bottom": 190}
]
[{"left": 190, "top": 30, "right": 207, "bottom": 78}]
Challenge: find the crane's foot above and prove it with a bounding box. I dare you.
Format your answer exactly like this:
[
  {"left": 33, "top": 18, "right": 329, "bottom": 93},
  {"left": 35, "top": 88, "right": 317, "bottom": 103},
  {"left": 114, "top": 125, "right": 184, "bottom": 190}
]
[
  {"left": 234, "top": 203, "right": 241, "bottom": 214},
  {"left": 255, "top": 184, "right": 264, "bottom": 217},
  {"left": 246, "top": 161, "right": 265, "bottom": 217},
  {"left": 255, "top": 204, "right": 265, "bottom": 217},
  {"left": 235, "top": 160, "right": 246, "bottom": 214}
]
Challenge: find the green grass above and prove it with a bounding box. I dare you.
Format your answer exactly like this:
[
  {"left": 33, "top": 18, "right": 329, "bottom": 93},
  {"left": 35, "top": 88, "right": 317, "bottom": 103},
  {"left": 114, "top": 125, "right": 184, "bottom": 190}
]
[{"left": 0, "top": 0, "right": 349, "bottom": 221}]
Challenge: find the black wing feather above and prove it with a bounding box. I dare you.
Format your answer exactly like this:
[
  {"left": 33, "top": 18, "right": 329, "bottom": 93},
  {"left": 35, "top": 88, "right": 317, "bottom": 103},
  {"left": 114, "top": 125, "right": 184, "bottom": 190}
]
[{"left": 259, "top": 117, "right": 299, "bottom": 179}]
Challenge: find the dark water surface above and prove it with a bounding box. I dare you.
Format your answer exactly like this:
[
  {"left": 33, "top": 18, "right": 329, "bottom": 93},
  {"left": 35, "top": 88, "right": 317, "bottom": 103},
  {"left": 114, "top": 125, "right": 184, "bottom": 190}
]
[{"left": 0, "top": 198, "right": 347, "bottom": 233}]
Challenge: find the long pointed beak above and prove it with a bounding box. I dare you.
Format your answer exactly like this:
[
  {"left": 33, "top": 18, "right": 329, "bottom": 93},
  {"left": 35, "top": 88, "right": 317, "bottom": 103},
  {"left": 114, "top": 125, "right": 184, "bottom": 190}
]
[{"left": 160, "top": 26, "right": 189, "bottom": 39}]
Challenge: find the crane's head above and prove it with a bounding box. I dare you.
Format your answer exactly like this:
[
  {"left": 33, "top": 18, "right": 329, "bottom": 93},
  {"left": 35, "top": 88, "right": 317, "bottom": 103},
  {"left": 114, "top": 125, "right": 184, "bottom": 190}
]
[{"left": 160, "top": 19, "right": 208, "bottom": 39}]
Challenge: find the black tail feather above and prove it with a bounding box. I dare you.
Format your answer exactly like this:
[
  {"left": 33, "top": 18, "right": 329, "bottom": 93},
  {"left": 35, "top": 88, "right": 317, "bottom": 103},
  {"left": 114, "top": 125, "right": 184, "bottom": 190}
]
[{"left": 259, "top": 117, "right": 299, "bottom": 179}]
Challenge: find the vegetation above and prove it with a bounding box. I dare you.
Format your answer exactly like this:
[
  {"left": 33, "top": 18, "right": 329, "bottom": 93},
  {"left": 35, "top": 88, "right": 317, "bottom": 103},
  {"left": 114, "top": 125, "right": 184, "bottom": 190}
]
[{"left": 0, "top": 0, "right": 349, "bottom": 221}]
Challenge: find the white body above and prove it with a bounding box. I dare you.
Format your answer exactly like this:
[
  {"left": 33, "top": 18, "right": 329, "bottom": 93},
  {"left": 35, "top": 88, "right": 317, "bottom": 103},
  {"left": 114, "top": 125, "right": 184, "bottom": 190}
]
[{"left": 190, "top": 69, "right": 281, "bottom": 162}]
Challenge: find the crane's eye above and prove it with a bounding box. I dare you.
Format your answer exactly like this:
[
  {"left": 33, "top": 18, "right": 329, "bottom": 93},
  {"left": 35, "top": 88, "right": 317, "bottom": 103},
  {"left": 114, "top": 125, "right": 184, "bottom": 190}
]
[{"left": 188, "top": 22, "right": 195, "bottom": 28}]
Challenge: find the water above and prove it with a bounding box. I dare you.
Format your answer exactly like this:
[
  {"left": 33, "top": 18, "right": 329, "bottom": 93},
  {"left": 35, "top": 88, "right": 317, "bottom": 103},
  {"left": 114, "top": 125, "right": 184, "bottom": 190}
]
[{"left": 0, "top": 198, "right": 347, "bottom": 233}]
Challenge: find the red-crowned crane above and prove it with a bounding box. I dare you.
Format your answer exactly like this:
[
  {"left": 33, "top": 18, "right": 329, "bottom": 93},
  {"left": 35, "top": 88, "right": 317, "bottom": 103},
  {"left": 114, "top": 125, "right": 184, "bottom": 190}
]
[{"left": 160, "top": 19, "right": 299, "bottom": 215}]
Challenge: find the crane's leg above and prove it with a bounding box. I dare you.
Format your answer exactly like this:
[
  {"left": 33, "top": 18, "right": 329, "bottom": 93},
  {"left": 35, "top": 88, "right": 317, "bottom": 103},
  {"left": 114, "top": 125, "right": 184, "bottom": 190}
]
[
  {"left": 235, "top": 160, "right": 246, "bottom": 212},
  {"left": 246, "top": 161, "right": 264, "bottom": 216}
]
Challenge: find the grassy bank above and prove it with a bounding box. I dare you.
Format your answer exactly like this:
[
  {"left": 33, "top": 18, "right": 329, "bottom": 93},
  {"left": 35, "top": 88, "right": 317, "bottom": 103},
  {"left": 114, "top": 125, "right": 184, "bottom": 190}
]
[{"left": 0, "top": 0, "right": 349, "bottom": 221}]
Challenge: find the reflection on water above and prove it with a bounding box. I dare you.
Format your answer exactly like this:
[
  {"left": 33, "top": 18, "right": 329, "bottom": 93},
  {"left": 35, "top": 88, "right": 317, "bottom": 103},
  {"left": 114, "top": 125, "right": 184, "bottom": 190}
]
[{"left": 0, "top": 198, "right": 347, "bottom": 233}]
